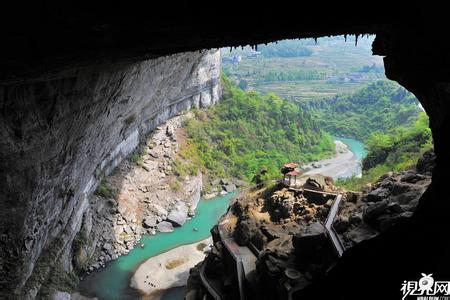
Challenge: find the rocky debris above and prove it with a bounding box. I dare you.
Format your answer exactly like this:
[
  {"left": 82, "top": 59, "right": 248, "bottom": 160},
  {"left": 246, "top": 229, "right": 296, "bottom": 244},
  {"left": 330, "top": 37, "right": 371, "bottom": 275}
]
[
  {"left": 334, "top": 150, "right": 433, "bottom": 247},
  {"left": 187, "top": 151, "right": 434, "bottom": 300},
  {"left": 268, "top": 187, "right": 332, "bottom": 223},
  {"left": 204, "top": 178, "right": 244, "bottom": 199},
  {"left": 360, "top": 168, "right": 430, "bottom": 232},
  {"left": 77, "top": 114, "right": 204, "bottom": 275}
]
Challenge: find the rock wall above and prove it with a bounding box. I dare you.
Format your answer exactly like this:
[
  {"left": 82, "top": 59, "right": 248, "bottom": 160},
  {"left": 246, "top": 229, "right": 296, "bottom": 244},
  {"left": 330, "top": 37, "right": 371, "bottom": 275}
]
[
  {"left": 0, "top": 49, "right": 221, "bottom": 298},
  {"left": 76, "top": 114, "right": 204, "bottom": 279}
]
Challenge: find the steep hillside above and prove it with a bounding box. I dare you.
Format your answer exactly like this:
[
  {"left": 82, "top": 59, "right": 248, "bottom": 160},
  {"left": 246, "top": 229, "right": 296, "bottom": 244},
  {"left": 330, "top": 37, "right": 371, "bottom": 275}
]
[
  {"left": 177, "top": 76, "right": 335, "bottom": 183},
  {"left": 301, "top": 80, "right": 421, "bottom": 140},
  {"left": 336, "top": 112, "right": 433, "bottom": 190}
]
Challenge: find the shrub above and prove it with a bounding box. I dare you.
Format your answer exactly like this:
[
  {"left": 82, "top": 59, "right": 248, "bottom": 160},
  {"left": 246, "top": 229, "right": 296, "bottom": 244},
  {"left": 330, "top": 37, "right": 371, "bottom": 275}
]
[
  {"left": 95, "top": 179, "right": 115, "bottom": 198},
  {"left": 131, "top": 153, "right": 144, "bottom": 167}
]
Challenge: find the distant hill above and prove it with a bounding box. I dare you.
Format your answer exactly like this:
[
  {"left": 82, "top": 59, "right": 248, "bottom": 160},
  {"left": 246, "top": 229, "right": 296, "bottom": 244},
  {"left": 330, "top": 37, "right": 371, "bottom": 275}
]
[
  {"left": 178, "top": 76, "right": 335, "bottom": 182},
  {"left": 300, "top": 80, "right": 421, "bottom": 140}
]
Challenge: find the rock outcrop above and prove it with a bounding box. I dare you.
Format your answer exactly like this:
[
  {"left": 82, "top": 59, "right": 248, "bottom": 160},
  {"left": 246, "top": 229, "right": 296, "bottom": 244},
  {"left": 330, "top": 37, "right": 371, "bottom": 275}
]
[
  {"left": 333, "top": 151, "right": 434, "bottom": 248},
  {"left": 187, "top": 176, "right": 341, "bottom": 299},
  {"left": 0, "top": 49, "right": 221, "bottom": 298},
  {"left": 187, "top": 151, "right": 434, "bottom": 300},
  {"left": 76, "top": 114, "right": 204, "bottom": 276}
]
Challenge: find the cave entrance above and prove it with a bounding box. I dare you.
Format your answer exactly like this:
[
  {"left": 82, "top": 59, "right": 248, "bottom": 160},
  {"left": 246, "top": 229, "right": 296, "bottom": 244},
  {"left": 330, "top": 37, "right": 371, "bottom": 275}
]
[
  {"left": 190, "top": 34, "right": 436, "bottom": 299},
  {"left": 221, "top": 34, "right": 433, "bottom": 191}
]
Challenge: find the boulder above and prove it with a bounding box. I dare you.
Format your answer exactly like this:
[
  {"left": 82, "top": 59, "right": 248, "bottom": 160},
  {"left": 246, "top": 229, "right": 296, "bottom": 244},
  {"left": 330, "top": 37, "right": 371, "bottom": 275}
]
[
  {"left": 156, "top": 221, "right": 174, "bottom": 233},
  {"left": 102, "top": 243, "right": 114, "bottom": 256},
  {"left": 265, "top": 235, "right": 293, "bottom": 260},
  {"left": 363, "top": 200, "right": 389, "bottom": 226},
  {"left": 292, "top": 222, "right": 328, "bottom": 261},
  {"left": 387, "top": 202, "right": 403, "bottom": 213},
  {"left": 148, "top": 149, "right": 160, "bottom": 158},
  {"left": 223, "top": 183, "right": 237, "bottom": 193},
  {"left": 211, "top": 178, "right": 222, "bottom": 186},
  {"left": 123, "top": 225, "right": 133, "bottom": 234},
  {"left": 349, "top": 213, "right": 362, "bottom": 225},
  {"left": 51, "top": 291, "right": 71, "bottom": 300},
  {"left": 333, "top": 216, "right": 350, "bottom": 233},
  {"left": 346, "top": 191, "right": 360, "bottom": 203},
  {"left": 152, "top": 204, "right": 168, "bottom": 218},
  {"left": 143, "top": 216, "right": 157, "bottom": 228},
  {"left": 416, "top": 149, "right": 436, "bottom": 175},
  {"left": 304, "top": 177, "right": 325, "bottom": 191},
  {"left": 220, "top": 178, "right": 230, "bottom": 185},
  {"left": 378, "top": 211, "right": 414, "bottom": 232},
  {"left": 166, "top": 125, "right": 175, "bottom": 137},
  {"left": 167, "top": 201, "right": 189, "bottom": 226},
  {"left": 366, "top": 187, "right": 390, "bottom": 202}
]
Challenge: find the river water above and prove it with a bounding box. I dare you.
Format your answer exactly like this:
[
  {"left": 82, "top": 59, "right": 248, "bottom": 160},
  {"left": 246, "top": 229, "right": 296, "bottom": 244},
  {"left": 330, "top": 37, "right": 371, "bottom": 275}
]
[
  {"left": 78, "top": 192, "right": 236, "bottom": 299},
  {"left": 335, "top": 137, "right": 367, "bottom": 161},
  {"left": 303, "top": 137, "right": 367, "bottom": 179},
  {"left": 77, "top": 138, "right": 365, "bottom": 299}
]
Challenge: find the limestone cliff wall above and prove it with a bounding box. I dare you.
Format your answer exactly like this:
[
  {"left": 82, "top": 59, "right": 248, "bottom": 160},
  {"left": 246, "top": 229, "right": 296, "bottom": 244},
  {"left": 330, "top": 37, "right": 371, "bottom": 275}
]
[{"left": 0, "top": 49, "right": 221, "bottom": 297}]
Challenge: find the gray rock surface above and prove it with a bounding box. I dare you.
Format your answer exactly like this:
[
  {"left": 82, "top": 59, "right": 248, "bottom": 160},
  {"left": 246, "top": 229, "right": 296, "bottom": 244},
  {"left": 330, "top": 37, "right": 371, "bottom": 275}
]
[
  {"left": 156, "top": 221, "right": 174, "bottom": 233},
  {"left": 167, "top": 201, "right": 189, "bottom": 226},
  {"left": 0, "top": 49, "right": 220, "bottom": 297}
]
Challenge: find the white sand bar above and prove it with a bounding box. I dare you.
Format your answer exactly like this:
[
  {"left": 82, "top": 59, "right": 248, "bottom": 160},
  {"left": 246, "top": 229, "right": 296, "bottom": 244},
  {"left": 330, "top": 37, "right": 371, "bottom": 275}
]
[
  {"left": 302, "top": 140, "right": 361, "bottom": 179},
  {"left": 129, "top": 237, "right": 212, "bottom": 297}
]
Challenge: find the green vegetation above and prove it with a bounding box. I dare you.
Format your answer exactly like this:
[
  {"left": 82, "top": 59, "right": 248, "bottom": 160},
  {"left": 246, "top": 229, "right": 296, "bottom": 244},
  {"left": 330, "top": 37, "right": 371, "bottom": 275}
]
[
  {"left": 181, "top": 76, "right": 335, "bottom": 182},
  {"left": 95, "top": 179, "right": 116, "bottom": 198},
  {"left": 222, "top": 36, "right": 385, "bottom": 101},
  {"left": 258, "top": 40, "right": 313, "bottom": 57},
  {"left": 196, "top": 242, "right": 207, "bottom": 251},
  {"left": 130, "top": 153, "right": 144, "bottom": 167},
  {"left": 358, "top": 63, "right": 384, "bottom": 73},
  {"left": 336, "top": 112, "right": 433, "bottom": 190},
  {"left": 220, "top": 36, "right": 432, "bottom": 192},
  {"left": 168, "top": 179, "right": 182, "bottom": 192},
  {"left": 259, "top": 69, "right": 325, "bottom": 82},
  {"left": 304, "top": 80, "right": 420, "bottom": 140}
]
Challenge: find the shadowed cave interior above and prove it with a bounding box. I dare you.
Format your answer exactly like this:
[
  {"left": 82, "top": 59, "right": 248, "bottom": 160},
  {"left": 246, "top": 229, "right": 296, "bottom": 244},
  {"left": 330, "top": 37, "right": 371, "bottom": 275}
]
[{"left": 1, "top": 3, "right": 449, "bottom": 299}]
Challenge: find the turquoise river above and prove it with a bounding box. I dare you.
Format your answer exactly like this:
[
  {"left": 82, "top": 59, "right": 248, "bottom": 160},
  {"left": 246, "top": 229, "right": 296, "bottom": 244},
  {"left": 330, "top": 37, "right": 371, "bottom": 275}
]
[
  {"left": 77, "top": 138, "right": 366, "bottom": 299},
  {"left": 78, "top": 192, "right": 237, "bottom": 299},
  {"left": 335, "top": 137, "right": 367, "bottom": 160}
]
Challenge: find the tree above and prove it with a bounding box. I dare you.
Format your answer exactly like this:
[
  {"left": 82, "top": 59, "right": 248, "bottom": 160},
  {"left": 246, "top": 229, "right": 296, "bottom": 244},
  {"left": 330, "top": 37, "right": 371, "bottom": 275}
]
[{"left": 238, "top": 79, "right": 248, "bottom": 90}]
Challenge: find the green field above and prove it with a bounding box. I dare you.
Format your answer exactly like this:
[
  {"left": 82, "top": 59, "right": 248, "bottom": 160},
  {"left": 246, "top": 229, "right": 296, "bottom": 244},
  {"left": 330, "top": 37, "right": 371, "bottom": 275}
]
[{"left": 222, "top": 36, "right": 386, "bottom": 101}]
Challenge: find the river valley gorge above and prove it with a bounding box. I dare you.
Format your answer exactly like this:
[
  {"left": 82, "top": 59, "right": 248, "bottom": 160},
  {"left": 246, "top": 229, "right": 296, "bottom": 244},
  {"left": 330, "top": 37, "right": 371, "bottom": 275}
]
[
  {"left": 2, "top": 10, "right": 448, "bottom": 300},
  {"left": 74, "top": 109, "right": 368, "bottom": 299}
]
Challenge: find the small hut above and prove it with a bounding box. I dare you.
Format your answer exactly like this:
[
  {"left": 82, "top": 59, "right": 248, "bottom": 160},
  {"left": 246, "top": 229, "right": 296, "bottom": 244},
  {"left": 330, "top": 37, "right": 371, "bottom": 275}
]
[
  {"left": 285, "top": 169, "right": 300, "bottom": 186},
  {"left": 281, "top": 162, "right": 301, "bottom": 186}
]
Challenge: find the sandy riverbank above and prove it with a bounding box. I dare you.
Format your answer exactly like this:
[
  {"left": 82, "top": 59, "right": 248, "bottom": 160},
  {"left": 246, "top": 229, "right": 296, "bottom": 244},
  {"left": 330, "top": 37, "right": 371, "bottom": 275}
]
[
  {"left": 302, "top": 140, "right": 361, "bottom": 179},
  {"left": 129, "top": 237, "right": 212, "bottom": 298}
]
